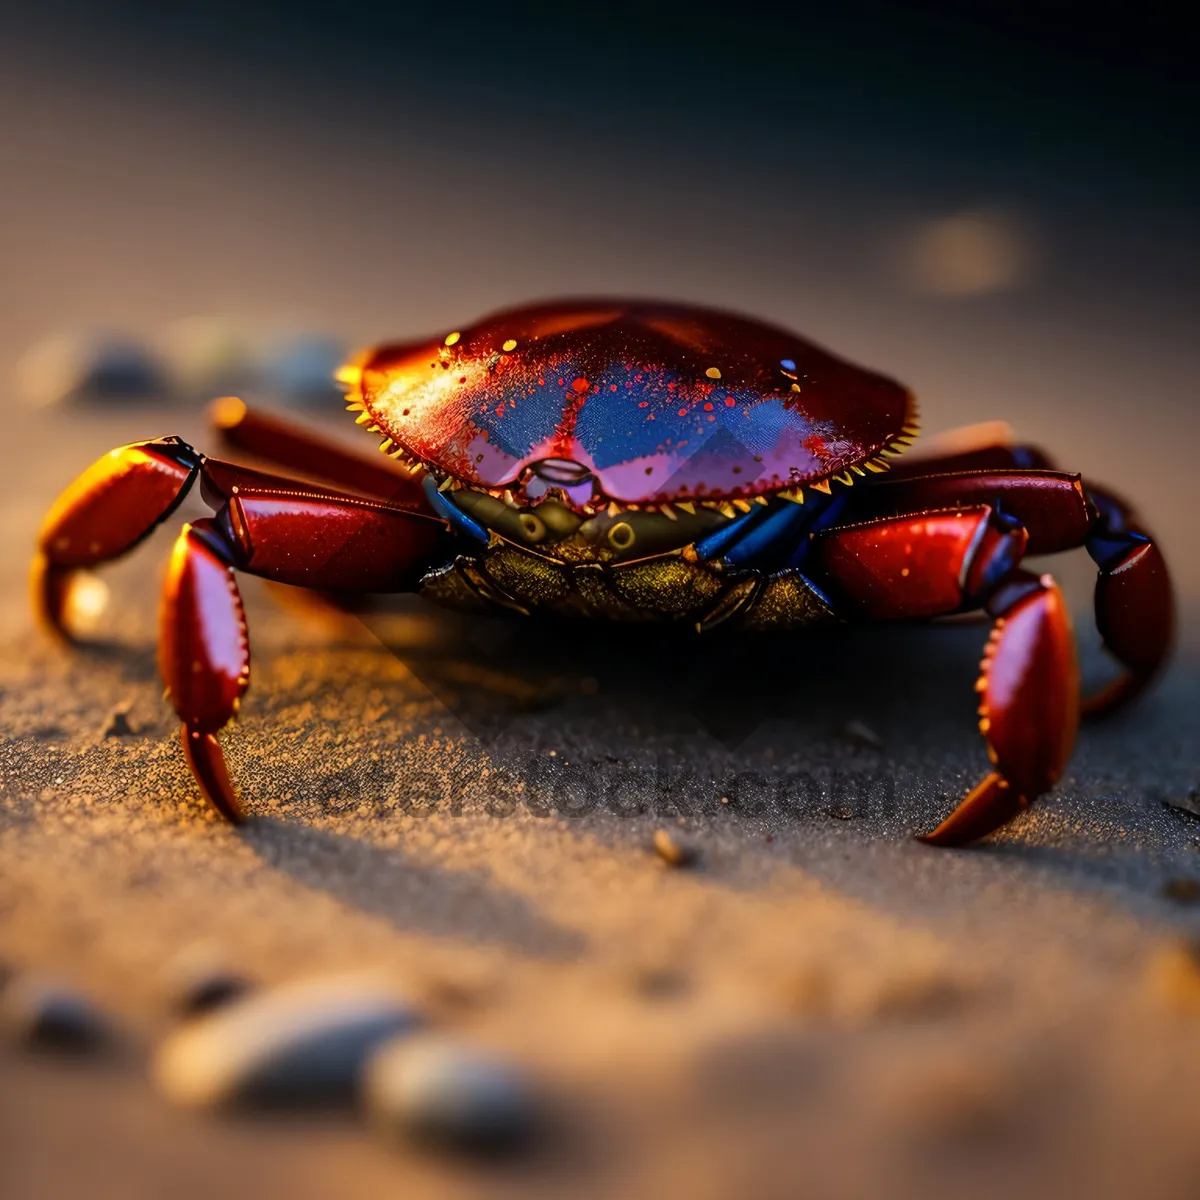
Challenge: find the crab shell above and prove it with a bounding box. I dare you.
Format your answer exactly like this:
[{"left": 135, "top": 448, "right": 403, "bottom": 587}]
[{"left": 343, "top": 300, "right": 918, "bottom": 513}]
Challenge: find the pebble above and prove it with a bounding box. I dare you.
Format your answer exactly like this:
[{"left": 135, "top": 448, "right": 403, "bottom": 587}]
[
  {"left": 692, "top": 1030, "right": 824, "bottom": 1112},
  {"left": 163, "top": 944, "right": 253, "bottom": 1018},
  {"left": 779, "top": 967, "right": 836, "bottom": 1019},
  {"left": 653, "top": 828, "right": 698, "bottom": 868},
  {"left": 886, "top": 1053, "right": 1013, "bottom": 1142},
  {"left": 842, "top": 719, "right": 885, "bottom": 750},
  {"left": 16, "top": 332, "right": 165, "bottom": 407},
  {"left": 1, "top": 978, "right": 113, "bottom": 1052},
  {"left": 152, "top": 973, "right": 423, "bottom": 1108},
  {"left": 173, "top": 968, "right": 252, "bottom": 1018},
  {"left": 869, "top": 968, "right": 970, "bottom": 1020},
  {"left": 263, "top": 335, "right": 348, "bottom": 406},
  {"left": 1163, "top": 878, "right": 1200, "bottom": 904},
  {"left": 161, "top": 315, "right": 257, "bottom": 396},
  {"left": 1164, "top": 789, "right": 1200, "bottom": 820},
  {"left": 101, "top": 704, "right": 136, "bottom": 738},
  {"left": 420, "top": 969, "right": 493, "bottom": 1015},
  {"left": 364, "top": 1034, "right": 538, "bottom": 1155},
  {"left": 1149, "top": 939, "right": 1200, "bottom": 1015},
  {"left": 632, "top": 966, "right": 689, "bottom": 999}
]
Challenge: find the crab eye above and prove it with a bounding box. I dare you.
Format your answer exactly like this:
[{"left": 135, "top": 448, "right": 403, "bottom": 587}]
[
  {"left": 607, "top": 522, "right": 635, "bottom": 552},
  {"left": 518, "top": 513, "right": 547, "bottom": 543},
  {"left": 532, "top": 457, "right": 593, "bottom": 486}
]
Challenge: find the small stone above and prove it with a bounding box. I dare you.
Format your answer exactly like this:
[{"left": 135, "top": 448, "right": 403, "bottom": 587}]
[
  {"left": 102, "top": 705, "right": 136, "bottom": 738},
  {"left": 632, "top": 966, "right": 688, "bottom": 999},
  {"left": 827, "top": 806, "right": 856, "bottom": 821},
  {"left": 1, "top": 979, "right": 112, "bottom": 1052},
  {"left": 870, "top": 969, "right": 970, "bottom": 1020},
  {"left": 779, "top": 967, "right": 836, "bottom": 1019},
  {"left": 421, "top": 975, "right": 487, "bottom": 1015},
  {"left": 1164, "top": 878, "right": 1200, "bottom": 904},
  {"left": 364, "top": 1035, "right": 538, "bottom": 1155},
  {"left": 177, "top": 970, "right": 252, "bottom": 1018},
  {"left": 152, "top": 973, "right": 423, "bottom": 1109},
  {"left": 653, "top": 828, "right": 698, "bottom": 868},
  {"left": 161, "top": 315, "right": 257, "bottom": 395},
  {"left": 841, "top": 719, "right": 884, "bottom": 750},
  {"left": 16, "top": 332, "right": 165, "bottom": 407},
  {"left": 1150, "top": 940, "right": 1200, "bottom": 1015},
  {"left": 887, "top": 1054, "right": 1013, "bottom": 1142},
  {"left": 692, "top": 1031, "right": 824, "bottom": 1112},
  {"left": 164, "top": 945, "right": 252, "bottom": 1018},
  {"left": 1163, "top": 789, "right": 1200, "bottom": 820},
  {"left": 263, "top": 335, "right": 348, "bottom": 407}
]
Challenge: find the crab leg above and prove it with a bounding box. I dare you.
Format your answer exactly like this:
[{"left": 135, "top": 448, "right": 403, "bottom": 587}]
[
  {"left": 34, "top": 439, "right": 442, "bottom": 636},
  {"left": 161, "top": 519, "right": 251, "bottom": 822},
  {"left": 205, "top": 479, "right": 446, "bottom": 592},
  {"left": 920, "top": 571, "right": 1079, "bottom": 846},
  {"left": 35, "top": 444, "right": 446, "bottom": 820},
  {"left": 852, "top": 468, "right": 1175, "bottom": 713},
  {"left": 810, "top": 509, "right": 1078, "bottom": 845},
  {"left": 158, "top": 488, "right": 444, "bottom": 821},
  {"left": 851, "top": 470, "right": 1091, "bottom": 554},
  {"left": 33, "top": 437, "right": 202, "bottom": 639},
  {"left": 883, "top": 422, "right": 1059, "bottom": 478},
  {"left": 1082, "top": 484, "right": 1174, "bottom": 715},
  {"left": 809, "top": 506, "right": 1028, "bottom": 622},
  {"left": 211, "top": 397, "right": 426, "bottom": 505}
]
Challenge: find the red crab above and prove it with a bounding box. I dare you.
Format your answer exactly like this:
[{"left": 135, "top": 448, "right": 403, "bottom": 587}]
[{"left": 32, "top": 300, "right": 1175, "bottom": 844}]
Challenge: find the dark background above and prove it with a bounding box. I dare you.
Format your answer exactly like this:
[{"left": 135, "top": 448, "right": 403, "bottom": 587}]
[
  {"left": 3, "top": 3, "right": 1196, "bottom": 603},
  {"left": 2, "top": 8, "right": 1200, "bottom": 1198}
]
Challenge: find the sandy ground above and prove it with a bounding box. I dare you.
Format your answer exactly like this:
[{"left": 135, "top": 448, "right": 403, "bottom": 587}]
[
  {"left": 1, "top": 395, "right": 1198, "bottom": 1199},
  {"left": 2, "top": 9, "right": 1198, "bottom": 1194}
]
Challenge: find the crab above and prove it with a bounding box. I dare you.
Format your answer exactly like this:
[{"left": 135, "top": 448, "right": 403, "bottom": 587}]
[{"left": 32, "top": 300, "right": 1175, "bottom": 844}]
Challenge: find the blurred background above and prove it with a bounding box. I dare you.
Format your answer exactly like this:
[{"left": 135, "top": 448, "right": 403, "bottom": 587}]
[
  {"left": 2, "top": 5, "right": 1199, "bottom": 1198},
  {"left": 1, "top": 2, "right": 1197, "bottom": 603}
]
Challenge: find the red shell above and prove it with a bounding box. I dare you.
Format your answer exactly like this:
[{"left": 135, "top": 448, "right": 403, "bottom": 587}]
[{"left": 355, "top": 300, "right": 914, "bottom": 508}]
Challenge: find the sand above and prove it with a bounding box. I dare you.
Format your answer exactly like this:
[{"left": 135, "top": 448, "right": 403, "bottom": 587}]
[{"left": 1, "top": 398, "right": 1198, "bottom": 1200}]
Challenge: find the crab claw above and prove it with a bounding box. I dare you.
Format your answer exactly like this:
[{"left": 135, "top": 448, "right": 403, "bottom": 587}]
[
  {"left": 920, "top": 572, "right": 1080, "bottom": 847},
  {"left": 30, "top": 552, "right": 78, "bottom": 640},
  {"left": 1083, "top": 538, "right": 1175, "bottom": 717},
  {"left": 159, "top": 520, "right": 250, "bottom": 822},
  {"left": 32, "top": 437, "right": 200, "bottom": 639},
  {"left": 918, "top": 773, "right": 1028, "bottom": 848},
  {"left": 180, "top": 730, "right": 243, "bottom": 825}
]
